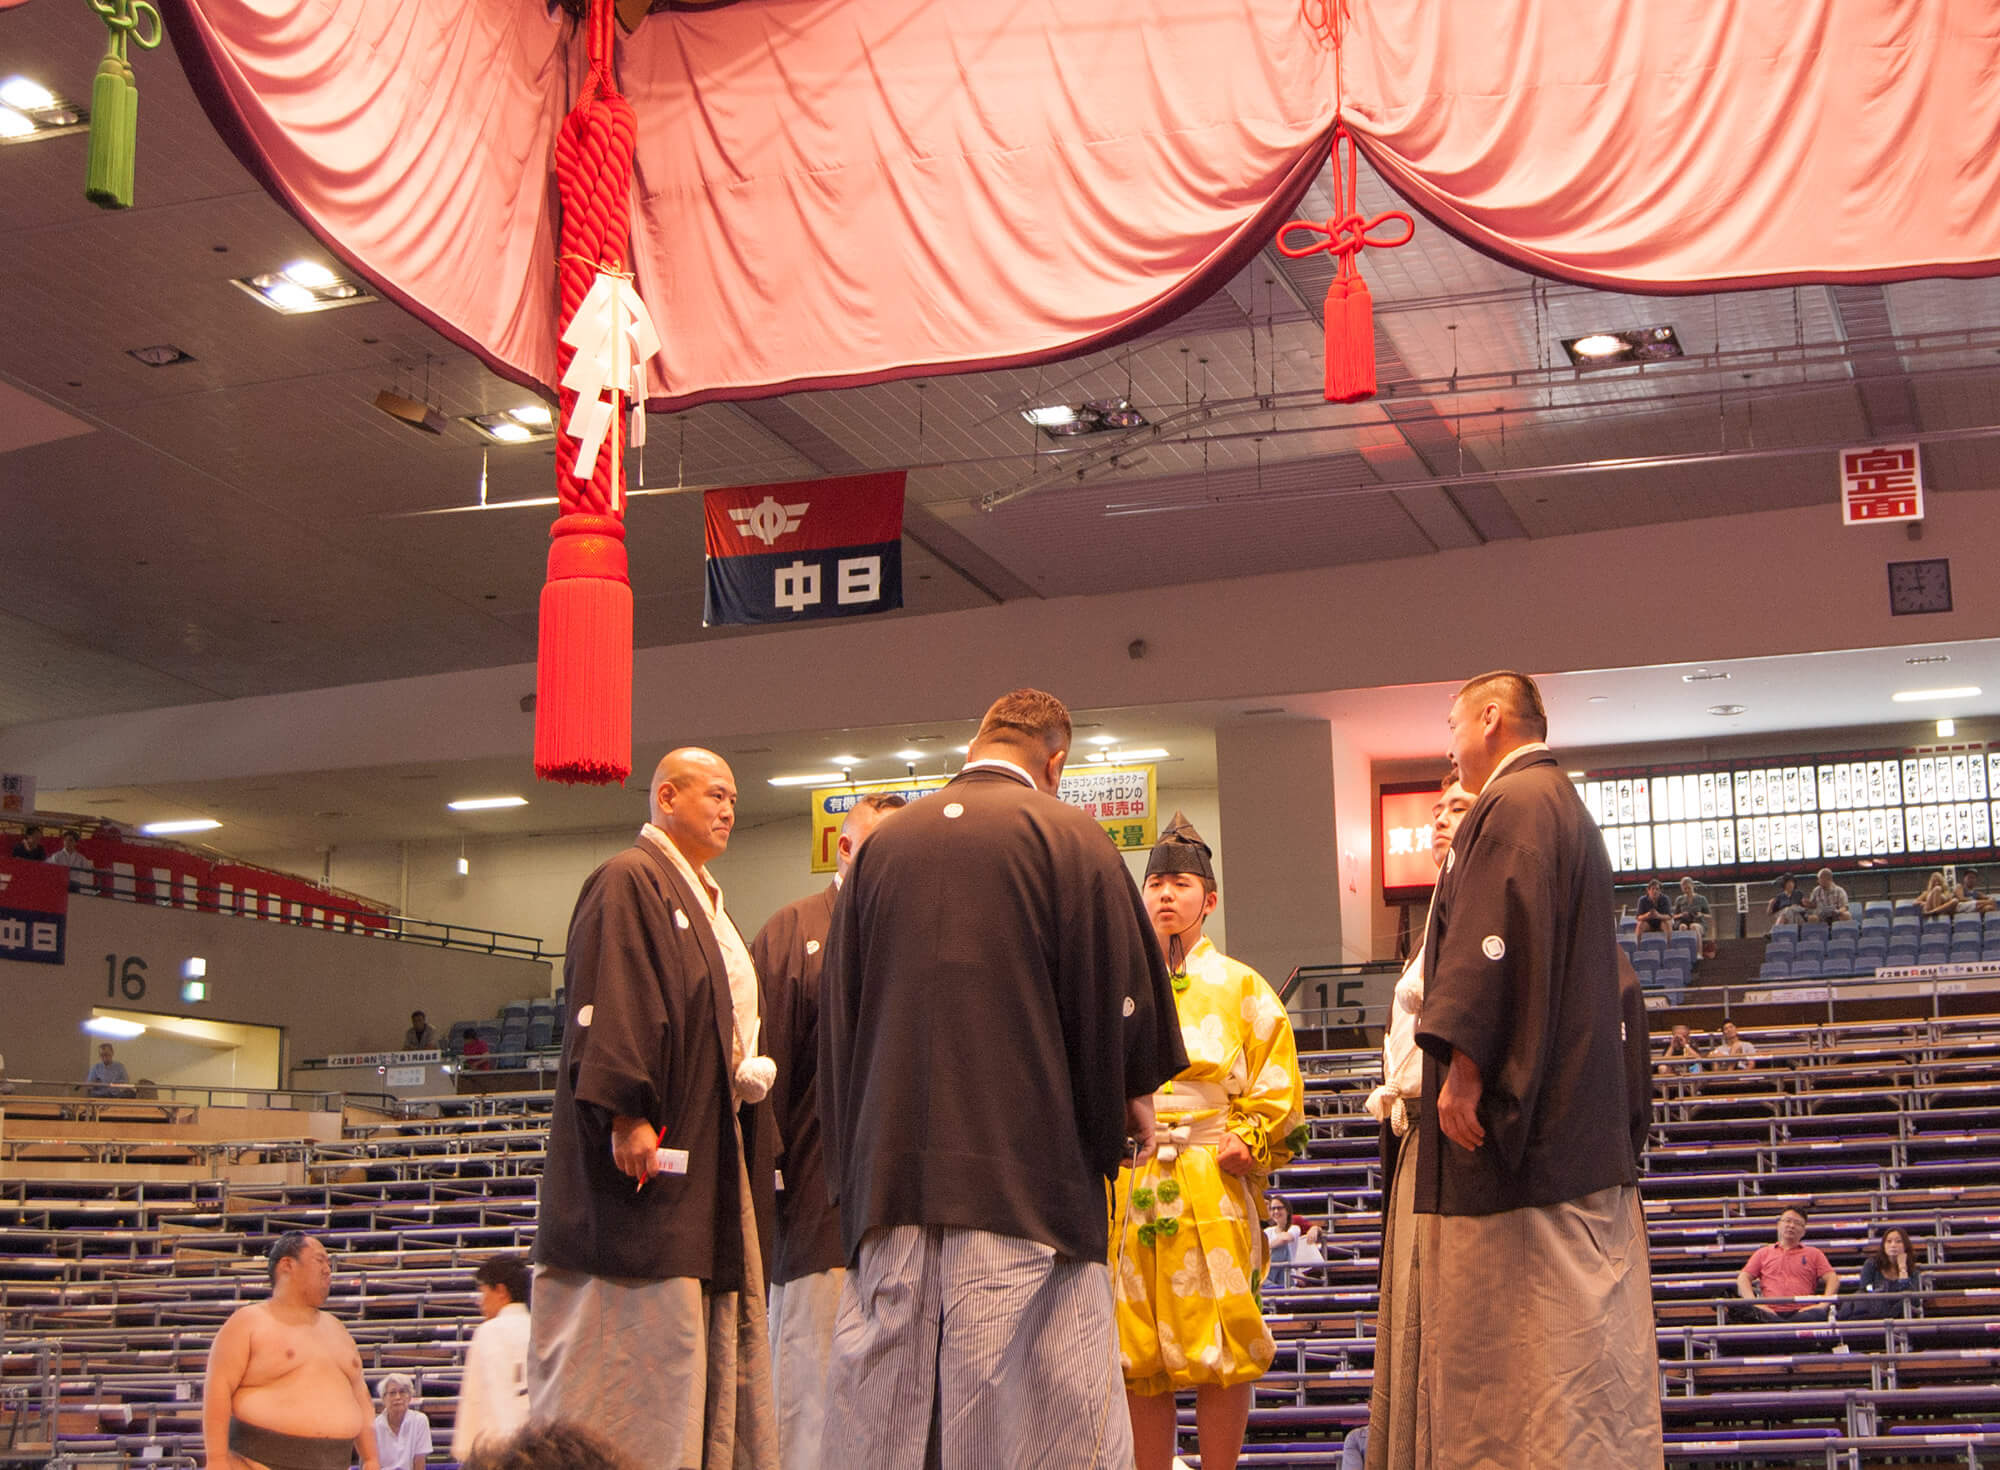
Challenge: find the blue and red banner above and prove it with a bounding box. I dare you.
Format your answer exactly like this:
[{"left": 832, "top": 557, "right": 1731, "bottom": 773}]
[
  {"left": 0, "top": 856, "right": 69, "bottom": 966},
  {"left": 703, "top": 472, "right": 906, "bottom": 626}
]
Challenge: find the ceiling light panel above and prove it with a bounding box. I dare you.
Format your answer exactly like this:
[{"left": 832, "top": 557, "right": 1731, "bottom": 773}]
[
  {"left": 140, "top": 818, "right": 221, "bottom": 835},
  {"left": 769, "top": 772, "right": 843, "bottom": 787},
  {"left": 1891, "top": 687, "right": 1981, "bottom": 703},
  {"left": 0, "top": 77, "right": 84, "bottom": 144},
  {"left": 231, "top": 265, "right": 376, "bottom": 315},
  {"left": 463, "top": 407, "right": 556, "bottom": 445},
  {"left": 446, "top": 795, "right": 529, "bottom": 810}
]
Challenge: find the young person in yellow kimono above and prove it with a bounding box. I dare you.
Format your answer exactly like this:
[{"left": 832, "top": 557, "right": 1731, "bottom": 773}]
[{"left": 1115, "top": 813, "right": 1308, "bottom": 1470}]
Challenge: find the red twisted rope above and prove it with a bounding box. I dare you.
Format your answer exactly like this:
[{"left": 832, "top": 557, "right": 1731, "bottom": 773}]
[
  {"left": 1275, "top": 125, "right": 1413, "bottom": 283},
  {"left": 553, "top": 0, "right": 637, "bottom": 518}
]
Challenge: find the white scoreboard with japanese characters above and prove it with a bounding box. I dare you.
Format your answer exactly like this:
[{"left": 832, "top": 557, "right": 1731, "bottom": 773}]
[{"left": 1578, "top": 749, "right": 1999, "bottom": 877}]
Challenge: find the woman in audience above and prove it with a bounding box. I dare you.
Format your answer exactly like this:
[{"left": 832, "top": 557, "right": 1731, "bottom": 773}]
[
  {"left": 1842, "top": 1227, "right": 1921, "bottom": 1320},
  {"left": 1919, "top": 871, "right": 1958, "bottom": 918},
  {"left": 1263, "top": 1195, "right": 1322, "bottom": 1288}
]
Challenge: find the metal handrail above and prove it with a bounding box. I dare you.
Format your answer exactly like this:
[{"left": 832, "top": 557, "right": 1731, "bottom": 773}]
[{"left": 0, "top": 1082, "right": 344, "bottom": 1113}]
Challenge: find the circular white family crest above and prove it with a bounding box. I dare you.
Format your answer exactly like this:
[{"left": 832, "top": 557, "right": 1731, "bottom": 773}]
[
  {"left": 576, "top": 1004, "right": 594, "bottom": 1028},
  {"left": 805, "top": 938, "right": 821, "bottom": 955},
  {"left": 1481, "top": 934, "right": 1506, "bottom": 960},
  {"left": 943, "top": 802, "right": 964, "bottom": 819},
  {"left": 675, "top": 909, "right": 691, "bottom": 930},
  {"left": 1122, "top": 996, "right": 1136, "bottom": 1017}
]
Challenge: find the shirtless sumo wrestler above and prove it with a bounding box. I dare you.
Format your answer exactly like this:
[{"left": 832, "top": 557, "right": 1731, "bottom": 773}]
[{"left": 203, "top": 1233, "right": 381, "bottom": 1470}]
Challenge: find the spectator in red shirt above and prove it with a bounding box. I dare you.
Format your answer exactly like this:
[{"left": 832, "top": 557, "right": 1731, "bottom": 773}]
[
  {"left": 461, "top": 1033, "right": 492, "bottom": 1072},
  {"left": 1734, "top": 1207, "right": 1838, "bottom": 1321}
]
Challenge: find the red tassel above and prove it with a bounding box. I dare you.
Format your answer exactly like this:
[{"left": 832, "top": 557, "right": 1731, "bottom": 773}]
[
  {"left": 1277, "top": 125, "right": 1412, "bottom": 405},
  {"left": 533, "top": 514, "right": 632, "bottom": 785},
  {"left": 1323, "top": 269, "right": 1377, "bottom": 404}
]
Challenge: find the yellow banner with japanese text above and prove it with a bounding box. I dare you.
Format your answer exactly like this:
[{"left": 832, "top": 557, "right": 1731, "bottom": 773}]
[{"left": 806, "top": 764, "right": 1158, "bottom": 871}]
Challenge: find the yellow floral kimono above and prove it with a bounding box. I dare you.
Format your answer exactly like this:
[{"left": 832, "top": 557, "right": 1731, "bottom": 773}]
[{"left": 1112, "top": 936, "right": 1307, "bottom": 1394}]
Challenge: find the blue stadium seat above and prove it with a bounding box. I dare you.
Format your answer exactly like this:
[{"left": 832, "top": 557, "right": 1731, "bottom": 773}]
[
  {"left": 1862, "top": 900, "right": 1893, "bottom": 919},
  {"left": 1789, "top": 959, "right": 1823, "bottom": 978},
  {"left": 1829, "top": 919, "right": 1861, "bottom": 942}
]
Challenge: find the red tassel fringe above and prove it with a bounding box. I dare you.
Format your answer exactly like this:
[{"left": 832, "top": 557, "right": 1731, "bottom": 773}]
[
  {"left": 1323, "top": 271, "right": 1377, "bottom": 404},
  {"left": 533, "top": 515, "right": 632, "bottom": 785}
]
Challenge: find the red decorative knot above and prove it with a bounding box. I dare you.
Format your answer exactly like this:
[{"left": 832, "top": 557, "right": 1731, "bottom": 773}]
[
  {"left": 1275, "top": 125, "right": 1413, "bottom": 403},
  {"left": 1275, "top": 127, "right": 1414, "bottom": 270}
]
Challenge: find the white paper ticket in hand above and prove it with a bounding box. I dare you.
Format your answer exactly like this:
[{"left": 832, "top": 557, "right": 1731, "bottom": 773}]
[{"left": 652, "top": 1147, "right": 690, "bottom": 1176}]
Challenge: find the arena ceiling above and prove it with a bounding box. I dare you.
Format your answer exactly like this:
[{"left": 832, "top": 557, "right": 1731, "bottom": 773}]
[{"left": 6, "top": 6, "right": 2000, "bottom": 731}]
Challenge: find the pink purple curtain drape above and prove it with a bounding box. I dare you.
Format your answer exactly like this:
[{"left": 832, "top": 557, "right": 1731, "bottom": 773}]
[{"left": 165, "top": 1, "right": 2000, "bottom": 405}]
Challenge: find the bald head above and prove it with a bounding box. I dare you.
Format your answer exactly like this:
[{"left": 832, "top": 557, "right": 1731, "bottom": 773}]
[
  {"left": 837, "top": 793, "right": 906, "bottom": 876},
  {"left": 648, "top": 748, "right": 737, "bottom": 866}
]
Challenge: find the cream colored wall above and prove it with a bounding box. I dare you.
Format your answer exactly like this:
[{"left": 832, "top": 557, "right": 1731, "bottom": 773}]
[
  {"left": 2, "top": 897, "right": 551, "bottom": 1085},
  {"left": 242, "top": 781, "right": 1227, "bottom": 961}
]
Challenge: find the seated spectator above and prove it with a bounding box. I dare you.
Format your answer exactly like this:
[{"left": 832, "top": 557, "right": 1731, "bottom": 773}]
[
  {"left": 1841, "top": 1227, "right": 1921, "bottom": 1321},
  {"left": 1803, "top": 868, "right": 1851, "bottom": 925},
  {"left": 453, "top": 1255, "right": 533, "bottom": 1461},
  {"left": 85, "top": 1042, "right": 133, "bottom": 1097},
  {"left": 1634, "top": 878, "right": 1674, "bottom": 935},
  {"left": 403, "top": 1010, "right": 437, "bottom": 1050},
  {"left": 1672, "top": 876, "right": 1712, "bottom": 937},
  {"left": 1263, "top": 1195, "right": 1322, "bottom": 1288},
  {"left": 461, "top": 1031, "right": 492, "bottom": 1071},
  {"left": 1733, "top": 1207, "right": 1838, "bottom": 1322},
  {"left": 1768, "top": 874, "right": 1807, "bottom": 927},
  {"left": 1657, "top": 1023, "right": 1704, "bottom": 1074},
  {"left": 1339, "top": 1424, "right": 1370, "bottom": 1470},
  {"left": 9, "top": 825, "right": 46, "bottom": 861},
  {"left": 44, "top": 829, "right": 97, "bottom": 892},
  {"left": 1707, "top": 1020, "right": 1758, "bottom": 1071},
  {"left": 1919, "top": 870, "right": 1958, "bottom": 918},
  {"left": 374, "top": 1373, "right": 434, "bottom": 1470},
  {"left": 1956, "top": 869, "right": 1996, "bottom": 915}
]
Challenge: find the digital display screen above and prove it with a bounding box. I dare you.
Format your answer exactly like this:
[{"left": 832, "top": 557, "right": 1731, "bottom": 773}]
[
  {"left": 1380, "top": 784, "right": 1442, "bottom": 898},
  {"left": 1577, "top": 749, "right": 1998, "bottom": 877}
]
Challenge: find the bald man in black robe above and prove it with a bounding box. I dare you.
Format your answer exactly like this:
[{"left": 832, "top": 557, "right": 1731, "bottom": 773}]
[
  {"left": 1412, "top": 672, "right": 1661, "bottom": 1469},
  {"left": 818, "top": 688, "right": 1186, "bottom": 1470}
]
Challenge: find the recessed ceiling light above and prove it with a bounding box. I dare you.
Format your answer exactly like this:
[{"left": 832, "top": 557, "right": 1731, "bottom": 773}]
[
  {"left": 463, "top": 409, "right": 554, "bottom": 445},
  {"left": 830, "top": 755, "right": 861, "bottom": 767},
  {"left": 1560, "top": 325, "right": 1682, "bottom": 370},
  {"left": 0, "top": 77, "right": 55, "bottom": 111},
  {"left": 1681, "top": 670, "right": 1730, "bottom": 683},
  {"left": 1587, "top": 695, "right": 1610, "bottom": 704},
  {"left": 1021, "top": 400, "right": 1150, "bottom": 439},
  {"left": 232, "top": 268, "right": 374, "bottom": 315},
  {"left": 140, "top": 818, "right": 222, "bottom": 835},
  {"left": 83, "top": 1017, "right": 147, "bottom": 1039},
  {"left": 1707, "top": 704, "right": 1746, "bottom": 716},
  {"left": 446, "top": 795, "right": 528, "bottom": 811},
  {"left": 126, "top": 344, "right": 194, "bottom": 367},
  {"left": 1938, "top": 719, "right": 1957, "bottom": 738},
  {"left": 1891, "top": 687, "right": 1981, "bottom": 703},
  {"left": 1087, "top": 734, "right": 1118, "bottom": 745},
  {"left": 1107, "top": 747, "right": 1170, "bottom": 761},
  {"left": 894, "top": 749, "right": 925, "bottom": 761},
  {"left": 769, "top": 772, "right": 843, "bottom": 788},
  {"left": 282, "top": 259, "right": 339, "bottom": 289},
  {"left": 509, "top": 403, "right": 554, "bottom": 428},
  {"left": 0, "top": 79, "right": 83, "bottom": 143}
]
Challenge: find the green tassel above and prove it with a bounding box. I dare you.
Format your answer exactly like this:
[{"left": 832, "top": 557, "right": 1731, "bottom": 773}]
[
  {"left": 118, "top": 61, "right": 139, "bottom": 207},
  {"left": 85, "top": 55, "right": 127, "bottom": 208}
]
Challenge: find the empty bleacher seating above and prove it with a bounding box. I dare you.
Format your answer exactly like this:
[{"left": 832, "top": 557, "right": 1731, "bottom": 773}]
[{"left": 9, "top": 1008, "right": 2000, "bottom": 1466}]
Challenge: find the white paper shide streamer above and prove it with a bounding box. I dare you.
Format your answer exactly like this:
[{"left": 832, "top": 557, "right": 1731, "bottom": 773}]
[{"left": 560, "top": 272, "right": 662, "bottom": 507}]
